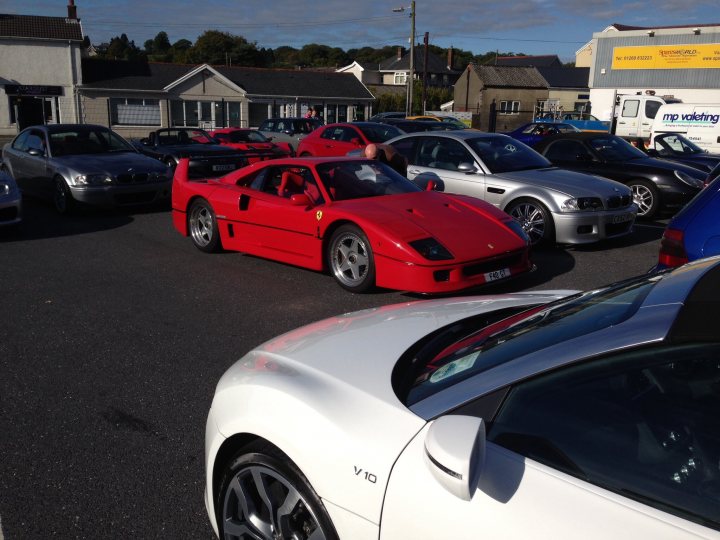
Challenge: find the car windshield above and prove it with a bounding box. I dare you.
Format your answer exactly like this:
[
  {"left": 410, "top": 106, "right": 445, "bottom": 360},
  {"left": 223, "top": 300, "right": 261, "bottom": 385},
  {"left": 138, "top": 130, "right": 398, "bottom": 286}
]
[
  {"left": 466, "top": 135, "right": 552, "bottom": 173},
  {"left": 656, "top": 134, "right": 703, "bottom": 155},
  {"left": 49, "top": 127, "right": 135, "bottom": 156},
  {"left": 588, "top": 136, "right": 647, "bottom": 161},
  {"left": 316, "top": 160, "right": 421, "bottom": 201},
  {"left": 400, "top": 272, "right": 662, "bottom": 405},
  {"left": 157, "top": 129, "right": 215, "bottom": 145},
  {"left": 221, "top": 131, "right": 269, "bottom": 143},
  {"left": 358, "top": 124, "right": 403, "bottom": 143}
]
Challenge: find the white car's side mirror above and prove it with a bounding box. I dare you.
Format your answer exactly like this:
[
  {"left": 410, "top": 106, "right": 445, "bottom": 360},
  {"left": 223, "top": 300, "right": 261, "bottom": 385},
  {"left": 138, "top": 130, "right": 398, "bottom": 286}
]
[
  {"left": 424, "top": 415, "right": 485, "bottom": 501},
  {"left": 457, "top": 162, "right": 477, "bottom": 174}
]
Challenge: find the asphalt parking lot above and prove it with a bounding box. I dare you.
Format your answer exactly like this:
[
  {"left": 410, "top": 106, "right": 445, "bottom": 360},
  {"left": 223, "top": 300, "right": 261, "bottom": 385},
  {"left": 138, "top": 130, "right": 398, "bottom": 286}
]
[{"left": 0, "top": 198, "right": 666, "bottom": 538}]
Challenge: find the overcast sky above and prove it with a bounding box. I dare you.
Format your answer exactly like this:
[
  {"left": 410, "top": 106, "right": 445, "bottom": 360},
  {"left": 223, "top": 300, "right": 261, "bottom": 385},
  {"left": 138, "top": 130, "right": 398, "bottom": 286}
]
[{"left": 3, "top": 0, "right": 717, "bottom": 62}]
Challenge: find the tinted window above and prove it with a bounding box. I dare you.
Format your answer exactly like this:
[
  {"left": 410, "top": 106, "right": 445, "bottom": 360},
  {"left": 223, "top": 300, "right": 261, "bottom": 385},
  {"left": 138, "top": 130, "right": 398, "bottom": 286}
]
[
  {"left": 489, "top": 343, "right": 720, "bottom": 530},
  {"left": 358, "top": 124, "right": 403, "bottom": 143},
  {"left": 645, "top": 100, "right": 662, "bottom": 120},
  {"left": 11, "top": 130, "right": 30, "bottom": 151},
  {"left": 316, "top": 160, "right": 420, "bottom": 201},
  {"left": 544, "top": 140, "right": 591, "bottom": 162},
  {"left": 49, "top": 127, "right": 135, "bottom": 156},
  {"left": 587, "top": 136, "right": 647, "bottom": 161}
]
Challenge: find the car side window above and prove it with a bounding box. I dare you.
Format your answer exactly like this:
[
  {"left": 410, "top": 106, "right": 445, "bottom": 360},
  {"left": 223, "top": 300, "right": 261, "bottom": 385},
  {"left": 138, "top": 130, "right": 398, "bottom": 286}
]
[
  {"left": 26, "top": 131, "right": 46, "bottom": 154},
  {"left": 424, "top": 139, "right": 473, "bottom": 171},
  {"left": 487, "top": 343, "right": 720, "bottom": 529},
  {"left": 12, "top": 131, "right": 31, "bottom": 151},
  {"left": 391, "top": 138, "right": 418, "bottom": 164},
  {"left": 544, "top": 140, "right": 589, "bottom": 162},
  {"left": 621, "top": 99, "right": 640, "bottom": 118}
]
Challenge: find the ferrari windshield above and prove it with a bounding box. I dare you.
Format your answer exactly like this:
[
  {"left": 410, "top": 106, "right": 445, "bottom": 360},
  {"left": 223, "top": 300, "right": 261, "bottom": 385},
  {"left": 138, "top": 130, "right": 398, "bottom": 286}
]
[
  {"left": 49, "top": 127, "right": 136, "bottom": 156},
  {"left": 466, "top": 135, "right": 553, "bottom": 173},
  {"left": 316, "top": 160, "right": 421, "bottom": 201},
  {"left": 402, "top": 272, "right": 663, "bottom": 405}
]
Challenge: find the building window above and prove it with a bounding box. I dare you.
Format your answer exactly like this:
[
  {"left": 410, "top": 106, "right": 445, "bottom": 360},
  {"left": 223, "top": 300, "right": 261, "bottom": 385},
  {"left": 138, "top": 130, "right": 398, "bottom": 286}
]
[
  {"left": 394, "top": 72, "right": 407, "bottom": 85},
  {"left": 171, "top": 100, "right": 223, "bottom": 127},
  {"left": 110, "top": 98, "right": 160, "bottom": 126},
  {"left": 499, "top": 101, "right": 520, "bottom": 115}
]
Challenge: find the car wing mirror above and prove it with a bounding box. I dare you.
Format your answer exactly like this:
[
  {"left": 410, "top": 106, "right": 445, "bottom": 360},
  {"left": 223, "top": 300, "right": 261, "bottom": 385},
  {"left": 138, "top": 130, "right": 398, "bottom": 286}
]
[
  {"left": 27, "top": 148, "right": 44, "bottom": 157},
  {"left": 424, "top": 415, "right": 485, "bottom": 501},
  {"left": 576, "top": 153, "right": 594, "bottom": 162},
  {"left": 457, "top": 162, "right": 477, "bottom": 173},
  {"left": 289, "top": 193, "right": 312, "bottom": 206},
  {"left": 140, "top": 137, "right": 151, "bottom": 146}
]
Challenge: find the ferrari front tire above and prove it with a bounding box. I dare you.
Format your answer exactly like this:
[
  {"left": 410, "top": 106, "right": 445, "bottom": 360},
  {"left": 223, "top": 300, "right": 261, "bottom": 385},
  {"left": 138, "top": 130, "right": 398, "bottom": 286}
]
[
  {"left": 188, "top": 199, "right": 222, "bottom": 253},
  {"left": 327, "top": 224, "right": 375, "bottom": 293},
  {"left": 217, "top": 443, "right": 339, "bottom": 540}
]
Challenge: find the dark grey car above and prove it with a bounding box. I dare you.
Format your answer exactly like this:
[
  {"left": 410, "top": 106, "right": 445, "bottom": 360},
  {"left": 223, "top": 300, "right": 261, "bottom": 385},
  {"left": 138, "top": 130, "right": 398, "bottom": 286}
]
[{"left": 1, "top": 124, "right": 172, "bottom": 213}]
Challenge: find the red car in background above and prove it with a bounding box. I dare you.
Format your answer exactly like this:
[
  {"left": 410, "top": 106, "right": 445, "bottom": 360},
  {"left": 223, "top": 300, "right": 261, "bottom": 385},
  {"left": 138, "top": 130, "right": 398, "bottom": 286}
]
[
  {"left": 171, "top": 156, "right": 532, "bottom": 294},
  {"left": 296, "top": 122, "right": 403, "bottom": 157},
  {"left": 208, "top": 128, "right": 293, "bottom": 163}
]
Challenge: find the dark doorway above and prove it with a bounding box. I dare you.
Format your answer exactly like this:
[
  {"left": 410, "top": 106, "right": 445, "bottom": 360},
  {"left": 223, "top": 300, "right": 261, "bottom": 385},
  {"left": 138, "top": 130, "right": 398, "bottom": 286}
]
[{"left": 16, "top": 98, "right": 46, "bottom": 130}]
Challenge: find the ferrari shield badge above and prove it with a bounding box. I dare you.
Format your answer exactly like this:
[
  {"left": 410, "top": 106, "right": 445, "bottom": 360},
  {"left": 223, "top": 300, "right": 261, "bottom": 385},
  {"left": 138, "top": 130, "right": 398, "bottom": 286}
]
[{"left": 316, "top": 210, "right": 323, "bottom": 221}]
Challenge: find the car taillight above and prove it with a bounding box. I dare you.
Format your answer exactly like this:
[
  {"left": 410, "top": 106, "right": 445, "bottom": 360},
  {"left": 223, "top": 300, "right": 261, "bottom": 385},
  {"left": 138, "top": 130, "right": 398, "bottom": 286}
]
[{"left": 658, "top": 228, "right": 688, "bottom": 268}]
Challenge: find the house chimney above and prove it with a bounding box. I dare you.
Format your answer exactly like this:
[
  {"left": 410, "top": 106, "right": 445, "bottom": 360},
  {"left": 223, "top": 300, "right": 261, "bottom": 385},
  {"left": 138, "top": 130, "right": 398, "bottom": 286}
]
[
  {"left": 397, "top": 47, "right": 403, "bottom": 61},
  {"left": 67, "top": 0, "right": 78, "bottom": 19},
  {"left": 447, "top": 47, "right": 454, "bottom": 70}
]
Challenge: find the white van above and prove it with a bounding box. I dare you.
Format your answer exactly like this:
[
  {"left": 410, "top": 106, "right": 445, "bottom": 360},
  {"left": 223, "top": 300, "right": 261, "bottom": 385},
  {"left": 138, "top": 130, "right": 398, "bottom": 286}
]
[
  {"left": 613, "top": 95, "right": 679, "bottom": 140},
  {"left": 651, "top": 103, "right": 720, "bottom": 153}
]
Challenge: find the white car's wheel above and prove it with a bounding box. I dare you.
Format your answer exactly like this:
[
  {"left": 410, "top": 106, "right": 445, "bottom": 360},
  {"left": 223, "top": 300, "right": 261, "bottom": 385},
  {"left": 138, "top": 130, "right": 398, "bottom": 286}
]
[
  {"left": 218, "top": 443, "right": 339, "bottom": 540},
  {"left": 53, "top": 176, "right": 76, "bottom": 214}
]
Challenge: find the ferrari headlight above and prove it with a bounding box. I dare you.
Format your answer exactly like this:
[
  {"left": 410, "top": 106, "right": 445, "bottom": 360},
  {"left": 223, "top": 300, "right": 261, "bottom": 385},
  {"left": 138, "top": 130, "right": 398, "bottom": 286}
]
[
  {"left": 561, "top": 197, "right": 603, "bottom": 212},
  {"left": 75, "top": 174, "right": 114, "bottom": 185},
  {"left": 409, "top": 238, "right": 453, "bottom": 260},
  {"left": 674, "top": 170, "right": 704, "bottom": 189}
]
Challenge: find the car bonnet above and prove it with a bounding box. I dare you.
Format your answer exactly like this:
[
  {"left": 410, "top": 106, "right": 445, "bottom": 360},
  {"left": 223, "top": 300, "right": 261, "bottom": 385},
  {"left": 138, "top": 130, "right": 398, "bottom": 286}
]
[{"left": 494, "top": 167, "right": 630, "bottom": 198}]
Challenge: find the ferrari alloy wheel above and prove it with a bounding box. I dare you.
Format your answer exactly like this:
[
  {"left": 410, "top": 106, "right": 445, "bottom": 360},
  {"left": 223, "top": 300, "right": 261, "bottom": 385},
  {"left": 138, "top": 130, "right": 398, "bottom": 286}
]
[
  {"left": 218, "top": 444, "right": 339, "bottom": 540},
  {"left": 507, "top": 198, "right": 555, "bottom": 245},
  {"left": 628, "top": 180, "right": 659, "bottom": 219},
  {"left": 188, "top": 199, "right": 222, "bottom": 253},
  {"left": 328, "top": 224, "right": 375, "bottom": 293},
  {"left": 53, "top": 176, "right": 75, "bottom": 214}
]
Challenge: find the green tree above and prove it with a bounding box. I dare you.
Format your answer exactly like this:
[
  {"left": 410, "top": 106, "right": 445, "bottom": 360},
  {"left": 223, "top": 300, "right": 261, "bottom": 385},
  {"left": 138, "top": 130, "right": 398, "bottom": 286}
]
[{"left": 102, "top": 33, "right": 146, "bottom": 61}]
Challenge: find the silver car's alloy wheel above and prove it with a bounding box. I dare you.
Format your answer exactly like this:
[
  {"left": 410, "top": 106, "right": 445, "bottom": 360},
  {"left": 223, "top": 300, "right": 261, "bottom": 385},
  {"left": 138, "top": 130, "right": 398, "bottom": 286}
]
[
  {"left": 222, "top": 464, "right": 327, "bottom": 540},
  {"left": 631, "top": 183, "right": 655, "bottom": 217},
  {"left": 188, "top": 199, "right": 222, "bottom": 252},
  {"left": 53, "top": 177, "right": 73, "bottom": 214},
  {"left": 330, "top": 231, "right": 370, "bottom": 290},
  {"left": 509, "top": 202, "right": 547, "bottom": 245}
]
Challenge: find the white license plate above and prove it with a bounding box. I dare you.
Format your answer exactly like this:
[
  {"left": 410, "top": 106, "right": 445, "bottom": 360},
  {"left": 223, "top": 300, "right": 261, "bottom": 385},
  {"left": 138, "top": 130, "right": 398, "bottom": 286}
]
[
  {"left": 612, "top": 213, "right": 634, "bottom": 224},
  {"left": 212, "top": 164, "right": 236, "bottom": 172},
  {"left": 484, "top": 268, "right": 510, "bottom": 282}
]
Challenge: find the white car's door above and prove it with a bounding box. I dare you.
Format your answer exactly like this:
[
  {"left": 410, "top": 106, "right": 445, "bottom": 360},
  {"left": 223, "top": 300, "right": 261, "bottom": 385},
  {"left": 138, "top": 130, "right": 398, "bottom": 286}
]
[{"left": 381, "top": 344, "right": 720, "bottom": 540}]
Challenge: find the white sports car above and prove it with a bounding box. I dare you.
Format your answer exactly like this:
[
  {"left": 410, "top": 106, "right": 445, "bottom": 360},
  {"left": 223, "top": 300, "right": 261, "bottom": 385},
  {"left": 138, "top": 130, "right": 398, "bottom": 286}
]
[{"left": 205, "top": 258, "right": 720, "bottom": 540}]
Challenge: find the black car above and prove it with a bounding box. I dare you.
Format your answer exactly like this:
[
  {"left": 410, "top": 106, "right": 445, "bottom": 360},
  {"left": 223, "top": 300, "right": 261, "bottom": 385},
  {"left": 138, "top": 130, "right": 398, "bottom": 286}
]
[
  {"left": 368, "top": 111, "right": 406, "bottom": 121},
  {"left": 134, "top": 128, "right": 247, "bottom": 178},
  {"left": 375, "top": 118, "right": 459, "bottom": 133},
  {"left": 534, "top": 132, "right": 705, "bottom": 219},
  {"left": 646, "top": 133, "right": 720, "bottom": 173}
]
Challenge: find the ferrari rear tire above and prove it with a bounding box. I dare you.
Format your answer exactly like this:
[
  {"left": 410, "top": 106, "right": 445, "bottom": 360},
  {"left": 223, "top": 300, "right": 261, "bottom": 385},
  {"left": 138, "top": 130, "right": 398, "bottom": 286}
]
[
  {"left": 327, "top": 224, "right": 376, "bottom": 293},
  {"left": 53, "top": 176, "right": 76, "bottom": 215},
  {"left": 188, "top": 198, "right": 222, "bottom": 253},
  {"left": 506, "top": 198, "right": 555, "bottom": 245},
  {"left": 217, "top": 442, "right": 339, "bottom": 540}
]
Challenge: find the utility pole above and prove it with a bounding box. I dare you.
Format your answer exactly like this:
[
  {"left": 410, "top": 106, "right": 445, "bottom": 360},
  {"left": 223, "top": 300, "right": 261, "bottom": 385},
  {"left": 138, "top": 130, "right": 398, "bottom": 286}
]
[
  {"left": 393, "top": 2, "right": 415, "bottom": 116},
  {"left": 422, "top": 32, "right": 429, "bottom": 114}
]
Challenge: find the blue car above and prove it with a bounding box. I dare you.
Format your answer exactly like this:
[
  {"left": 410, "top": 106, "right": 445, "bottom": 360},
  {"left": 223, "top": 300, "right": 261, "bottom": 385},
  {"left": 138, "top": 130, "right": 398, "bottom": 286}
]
[
  {"left": 506, "top": 122, "right": 580, "bottom": 146},
  {"left": 657, "top": 164, "right": 720, "bottom": 269}
]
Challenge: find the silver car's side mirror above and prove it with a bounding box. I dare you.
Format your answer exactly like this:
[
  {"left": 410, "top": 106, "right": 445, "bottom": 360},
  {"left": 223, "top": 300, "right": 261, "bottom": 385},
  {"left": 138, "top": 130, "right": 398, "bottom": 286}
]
[
  {"left": 457, "top": 162, "right": 478, "bottom": 174},
  {"left": 424, "top": 415, "right": 485, "bottom": 501}
]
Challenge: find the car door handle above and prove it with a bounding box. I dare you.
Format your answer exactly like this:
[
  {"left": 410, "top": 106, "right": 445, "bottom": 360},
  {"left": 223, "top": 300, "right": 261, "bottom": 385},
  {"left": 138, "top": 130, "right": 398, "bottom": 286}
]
[
  {"left": 487, "top": 187, "right": 505, "bottom": 194},
  {"left": 408, "top": 169, "right": 421, "bottom": 174}
]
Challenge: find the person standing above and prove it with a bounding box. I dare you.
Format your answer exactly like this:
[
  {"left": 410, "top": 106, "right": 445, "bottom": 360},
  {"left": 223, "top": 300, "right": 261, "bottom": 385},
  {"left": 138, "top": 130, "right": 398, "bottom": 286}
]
[{"left": 363, "top": 143, "right": 408, "bottom": 177}]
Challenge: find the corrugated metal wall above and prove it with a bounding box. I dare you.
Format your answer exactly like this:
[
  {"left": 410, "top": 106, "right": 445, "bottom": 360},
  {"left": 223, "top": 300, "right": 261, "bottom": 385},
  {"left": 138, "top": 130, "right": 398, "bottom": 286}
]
[{"left": 592, "top": 31, "right": 720, "bottom": 88}]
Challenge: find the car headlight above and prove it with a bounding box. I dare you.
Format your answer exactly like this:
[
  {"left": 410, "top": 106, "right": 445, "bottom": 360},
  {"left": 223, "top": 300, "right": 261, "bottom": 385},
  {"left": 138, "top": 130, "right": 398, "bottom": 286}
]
[
  {"left": 409, "top": 238, "right": 453, "bottom": 260},
  {"left": 75, "top": 174, "right": 114, "bottom": 185},
  {"left": 561, "top": 197, "right": 603, "bottom": 212},
  {"left": 0, "top": 182, "right": 9, "bottom": 196},
  {"left": 674, "top": 170, "right": 704, "bottom": 189},
  {"left": 505, "top": 219, "right": 530, "bottom": 244}
]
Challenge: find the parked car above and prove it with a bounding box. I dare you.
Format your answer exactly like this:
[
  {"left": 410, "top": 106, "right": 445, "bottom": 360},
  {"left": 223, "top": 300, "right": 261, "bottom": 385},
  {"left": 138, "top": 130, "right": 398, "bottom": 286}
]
[
  {"left": 534, "top": 132, "right": 706, "bottom": 219},
  {"left": 387, "top": 131, "right": 637, "bottom": 245},
  {"left": 2, "top": 124, "right": 171, "bottom": 213},
  {"left": 296, "top": 122, "right": 404, "bottom": 157},
  {"left": 204, "top": 256, "right": 720, "bottom": 540},
  {"left": 208, "top": 128, "right": 293, "bottom": 162},
  {"left": 506, "top": 122, "right": 581, "bottom": 146},
  {"left": 133, "top": 128, "right": 247, "bottom": 178},
  {"left": 0, "top": 168, "right": 21, "bottom": 227},
  {"left": 656, "top": 171, "right": 720, "bottom": 269},
  {"left": 171, "top": 156, "right": 533, "bottom": 294},
  {"left": 368, "top": 111, "right": 406, "bottom": 121},
  {"left": 257, "top": 117, "right": 323, "bottom": 150},
  {"left": 646, "top": 133, "right": 720, "bottom": 173},
  {"left": 536, "top": 112, "right": 610, "bottom": 132},
  {"left": 378, "top": 118, "right": 459, "bottom": 134}
]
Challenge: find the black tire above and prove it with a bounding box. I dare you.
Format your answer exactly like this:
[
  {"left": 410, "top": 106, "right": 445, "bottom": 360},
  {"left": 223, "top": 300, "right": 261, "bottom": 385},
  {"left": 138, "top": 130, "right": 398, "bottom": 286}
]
[
  {"left": 53, "top": 176, "right": 76, "bottom": 214},
  {"left": 327, "top": 224, "right": 375, "bottom": 293},
  {"left": 217, "top": 442, "right": 339, "bottom": 540},
  {"left": 628, "top": 179, "right": 659, "bottom": 219},
  {"left": 506, "top": 198, "right": 555, "bottom": 245},
  {"left": 188, "top": 198, "right": 222, "bottom": 253}
]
